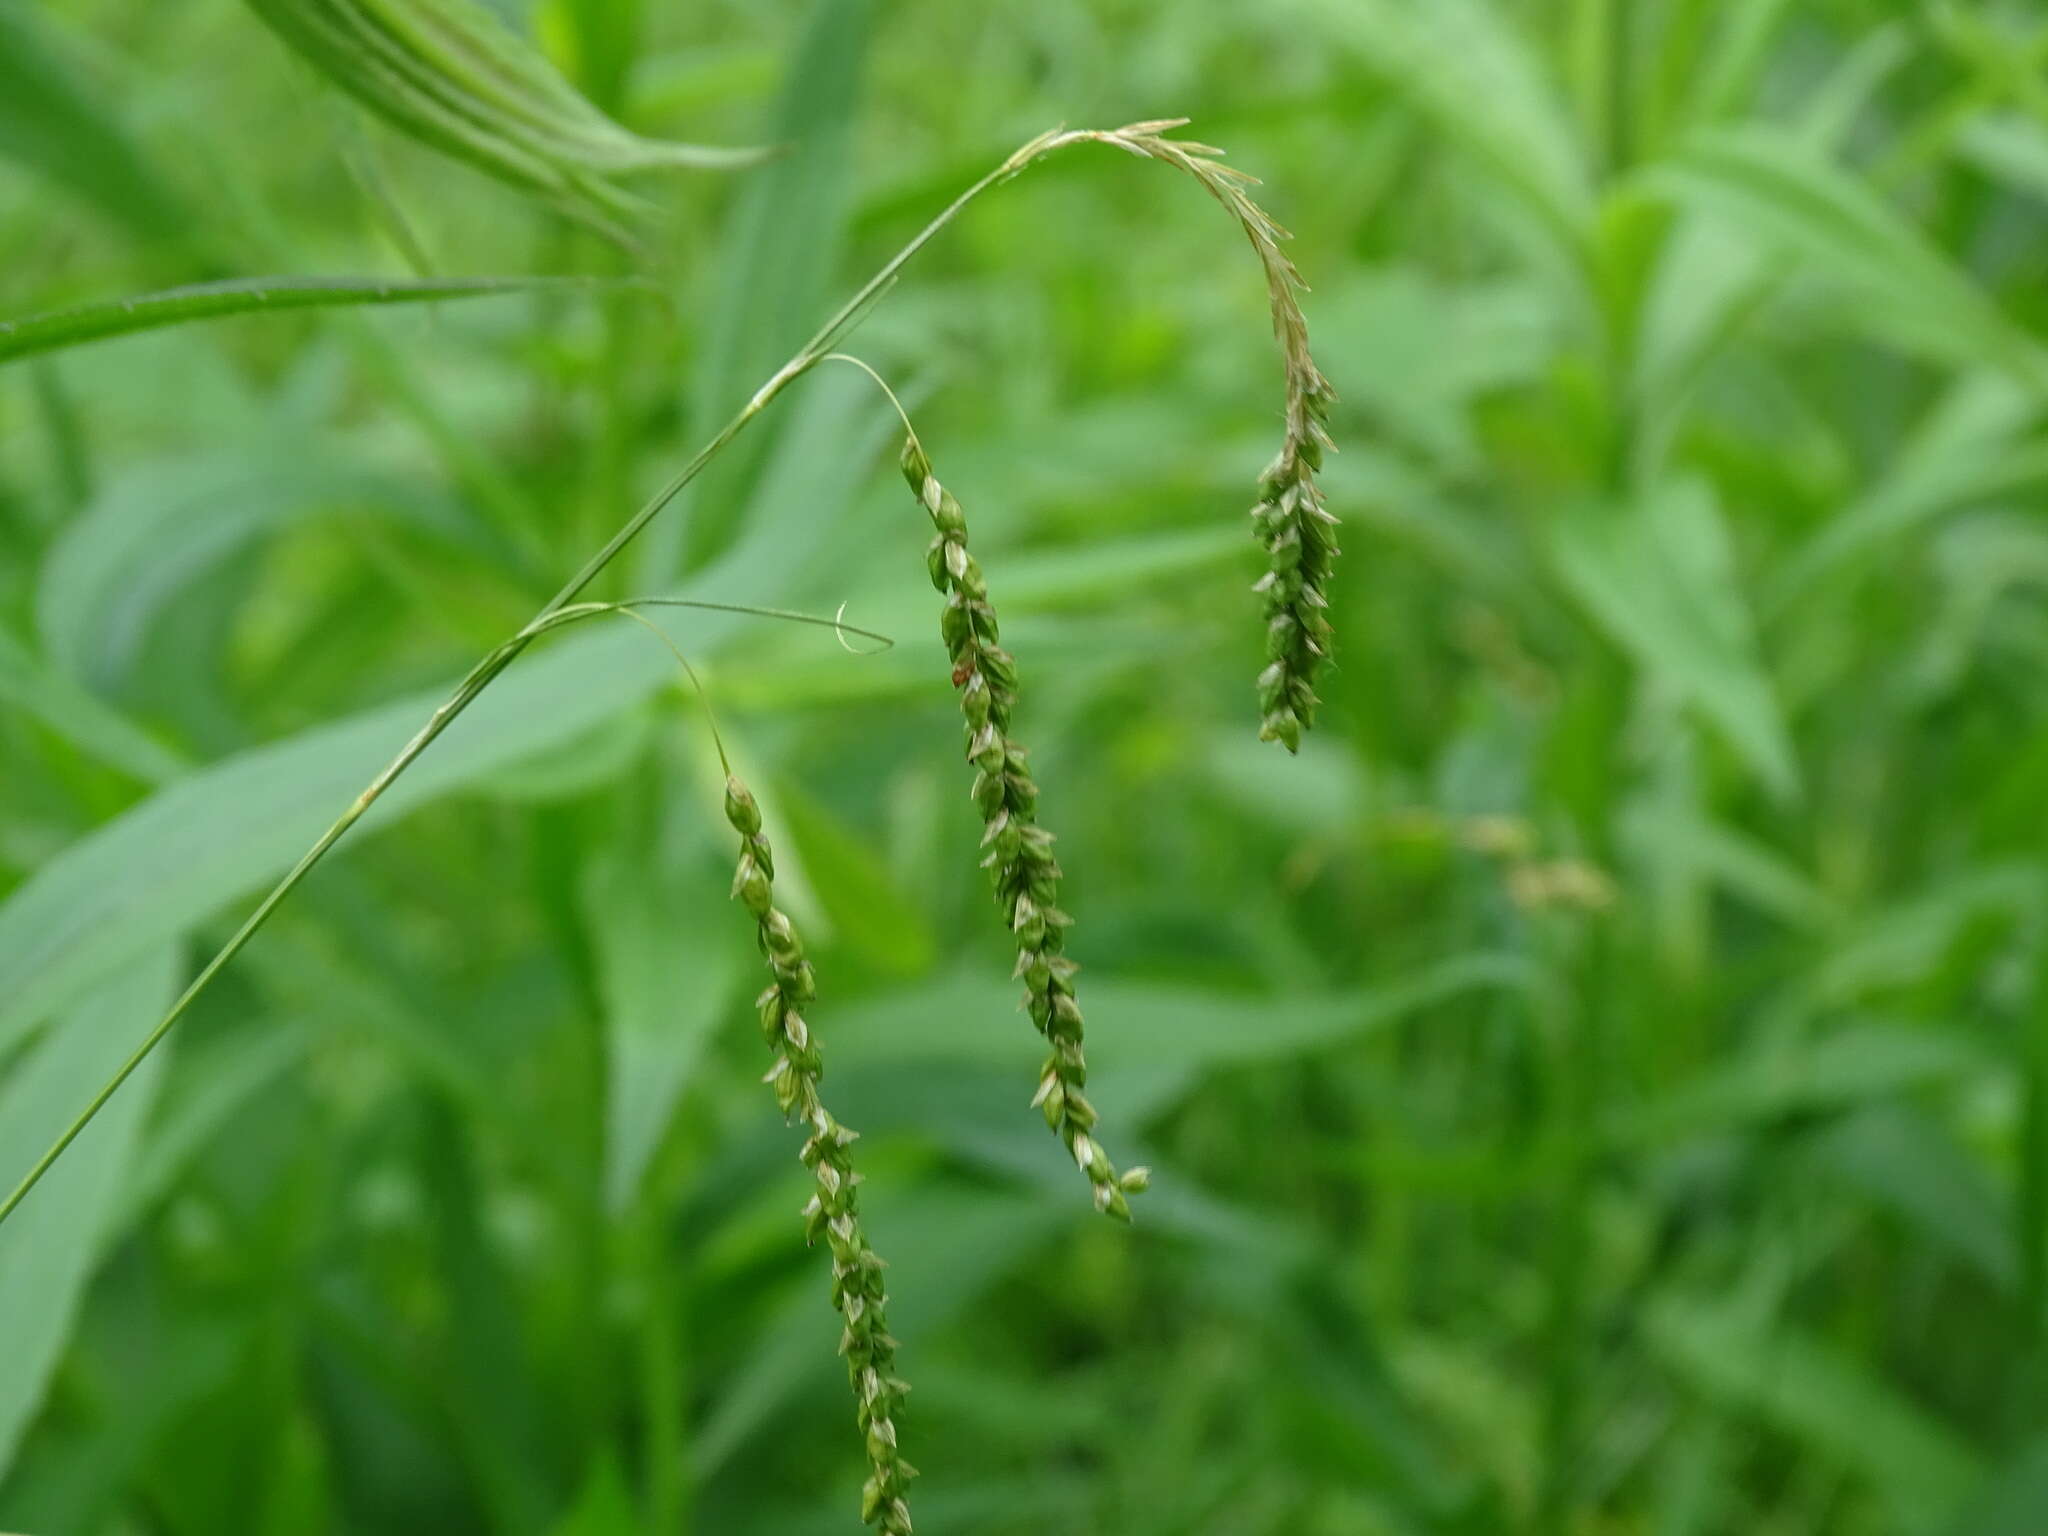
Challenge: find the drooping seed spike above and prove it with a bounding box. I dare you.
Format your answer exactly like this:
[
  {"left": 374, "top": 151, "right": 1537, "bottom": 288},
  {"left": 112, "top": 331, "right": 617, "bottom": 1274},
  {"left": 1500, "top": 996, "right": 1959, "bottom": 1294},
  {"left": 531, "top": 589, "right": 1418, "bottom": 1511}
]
[
  {"left": 1078, "top": 121, "right": 1338, "bottom": 749},
  {"left": 900, "top": 437, "right": 1146, "bottom": 1220},
  {"left": 720, "top": 790, "right": 912, "bottom": 1528}
]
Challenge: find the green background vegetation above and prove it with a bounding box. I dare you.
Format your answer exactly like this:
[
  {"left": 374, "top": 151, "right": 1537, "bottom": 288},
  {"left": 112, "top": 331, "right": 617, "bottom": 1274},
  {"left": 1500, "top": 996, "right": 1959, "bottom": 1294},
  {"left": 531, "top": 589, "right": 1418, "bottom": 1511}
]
[{"left": 4, "top": 0, "right": 2048, "bottom": 1530}]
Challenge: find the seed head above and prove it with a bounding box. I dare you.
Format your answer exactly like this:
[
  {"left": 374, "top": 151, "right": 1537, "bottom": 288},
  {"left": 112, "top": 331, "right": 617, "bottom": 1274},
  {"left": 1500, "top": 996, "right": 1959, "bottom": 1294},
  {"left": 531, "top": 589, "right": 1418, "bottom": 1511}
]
[
  {"left": 1076, "top": 122, "right": 1339, "bottom": 749},
  {"left": 904, "top": 448, "right": 1147, "bottom": 1219},
  {"left": 722, "top": 775, "right": 913, "bottom": 1528}
]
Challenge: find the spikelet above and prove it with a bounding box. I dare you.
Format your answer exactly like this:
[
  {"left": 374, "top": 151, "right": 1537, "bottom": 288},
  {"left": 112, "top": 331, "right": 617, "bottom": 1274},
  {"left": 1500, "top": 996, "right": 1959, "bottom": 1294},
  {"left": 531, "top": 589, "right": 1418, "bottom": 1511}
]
[
  {"left": 724, "top": 777, "right": 916, "bottom": 1533},
  {"left": 900, "top": 441, "right": 1151, "bottom": 1221}
]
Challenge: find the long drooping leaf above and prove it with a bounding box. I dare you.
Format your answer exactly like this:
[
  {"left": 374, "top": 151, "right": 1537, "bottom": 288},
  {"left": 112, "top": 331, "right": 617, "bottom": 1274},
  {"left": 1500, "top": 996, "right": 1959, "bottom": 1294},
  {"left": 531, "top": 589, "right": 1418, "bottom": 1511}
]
[
  {"left": 0, "top": 274, "right": 616, "bottom": 367},
  {"left": 244, "top": 0, "right": 764, "bottom": 234},
  {"left": 0, "top": 949, "right": 178, "bottom": 1478}
]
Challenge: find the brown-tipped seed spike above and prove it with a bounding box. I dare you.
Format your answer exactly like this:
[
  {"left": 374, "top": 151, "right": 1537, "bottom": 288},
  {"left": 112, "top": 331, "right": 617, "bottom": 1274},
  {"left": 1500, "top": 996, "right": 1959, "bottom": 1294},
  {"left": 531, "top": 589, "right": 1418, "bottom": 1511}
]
[
  {"left": 722, "top": 776, "right": 913, "bottom": 1530},
  {"left": 903, "top": 445, "right": 1147, "bottom": 1221},
  {"left": 1070, "top": 123, "right": 1338, "bottom": 750}
]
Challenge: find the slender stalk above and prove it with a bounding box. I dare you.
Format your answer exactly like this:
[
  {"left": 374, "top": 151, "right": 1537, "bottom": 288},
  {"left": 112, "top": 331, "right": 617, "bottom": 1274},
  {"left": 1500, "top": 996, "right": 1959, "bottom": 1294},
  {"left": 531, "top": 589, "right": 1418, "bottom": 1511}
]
[
  {"left": 2019, "top": 888, "right": 2048, "bottom": 1431},
  {"left": 0, "top": 602, "right": 875, "bottom": 1228},
  {"left": 0, "top": 125, "right": 1132, "bottom": 1229},
  {"left": 1537, "top": 917, "right": 1605, "bottom": 1536},
  {"left": 636, "top": 1203, "right": 690, "bottom": 1533}
]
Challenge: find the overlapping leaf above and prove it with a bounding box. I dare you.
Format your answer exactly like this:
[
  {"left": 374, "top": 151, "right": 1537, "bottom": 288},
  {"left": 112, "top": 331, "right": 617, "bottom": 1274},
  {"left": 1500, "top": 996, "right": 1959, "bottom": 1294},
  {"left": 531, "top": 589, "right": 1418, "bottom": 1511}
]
[{"left": 244, "top": 0, "right": 764, "bottom": 234}]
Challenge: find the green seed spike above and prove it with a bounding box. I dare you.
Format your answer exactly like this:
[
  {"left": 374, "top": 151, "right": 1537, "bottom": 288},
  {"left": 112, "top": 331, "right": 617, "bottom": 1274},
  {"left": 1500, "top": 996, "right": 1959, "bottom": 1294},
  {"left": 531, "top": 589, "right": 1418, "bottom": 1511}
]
[
  {"left": 1062, "top": 123, "right": 1339, "bottom": 749},
  {"left": 901, "top": 440, "right": 1149, "bottom": 1221},
  {"left": 723, "top": 775, "right": 915, "bottom": 1532}
]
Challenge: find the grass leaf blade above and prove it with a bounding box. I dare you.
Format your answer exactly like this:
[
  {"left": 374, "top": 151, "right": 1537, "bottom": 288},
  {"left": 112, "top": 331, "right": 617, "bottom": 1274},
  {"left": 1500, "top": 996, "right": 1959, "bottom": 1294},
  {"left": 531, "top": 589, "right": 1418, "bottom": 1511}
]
[{"left": 0, "top": 274, "right": 620, "bottom": 367}]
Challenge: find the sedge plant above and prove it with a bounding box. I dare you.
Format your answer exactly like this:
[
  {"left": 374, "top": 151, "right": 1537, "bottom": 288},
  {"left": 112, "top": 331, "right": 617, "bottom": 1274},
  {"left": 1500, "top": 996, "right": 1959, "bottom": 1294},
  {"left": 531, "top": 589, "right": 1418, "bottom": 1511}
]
[{"left": 0, "top": 118, "right": 1333, "bottom": 1522}]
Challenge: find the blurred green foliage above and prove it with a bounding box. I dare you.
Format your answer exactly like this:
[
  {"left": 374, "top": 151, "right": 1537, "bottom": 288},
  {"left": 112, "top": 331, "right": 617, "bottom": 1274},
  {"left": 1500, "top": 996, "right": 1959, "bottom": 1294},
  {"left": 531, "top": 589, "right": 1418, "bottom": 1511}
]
[{"left": 4, "top": 0, "right": 2048, "bottom": 1531}]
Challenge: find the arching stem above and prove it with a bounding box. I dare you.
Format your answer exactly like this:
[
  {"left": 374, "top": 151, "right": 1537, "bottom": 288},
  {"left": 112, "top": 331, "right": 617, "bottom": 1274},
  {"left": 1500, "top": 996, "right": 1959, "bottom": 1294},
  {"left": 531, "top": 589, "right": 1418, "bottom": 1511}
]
[{"left": 1, "top": 118, "right": 1295, "bottom": 1228}]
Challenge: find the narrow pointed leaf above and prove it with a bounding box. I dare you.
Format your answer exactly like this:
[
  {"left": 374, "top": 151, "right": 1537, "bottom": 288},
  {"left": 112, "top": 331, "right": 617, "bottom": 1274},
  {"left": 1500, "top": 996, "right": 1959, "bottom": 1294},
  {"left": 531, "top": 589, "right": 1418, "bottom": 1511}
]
[{"left": 0, "top": 274, "right": 620, "bottom": 367}]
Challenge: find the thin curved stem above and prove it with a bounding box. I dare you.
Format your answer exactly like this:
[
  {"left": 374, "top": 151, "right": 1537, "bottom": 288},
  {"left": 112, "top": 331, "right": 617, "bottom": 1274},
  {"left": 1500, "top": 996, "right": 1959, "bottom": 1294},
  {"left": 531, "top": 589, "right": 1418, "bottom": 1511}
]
[
  {"left": 0, "top": 120, "right": 1225, "bottom": 1229},
  {"left": 527, "top": 596, "right": 892, "bottom": 653},
  {"left": 0, "top": 603, "right": 871, "bottom": 1225},
  {"left": 532, "top": 601, "right": 739, "bottom": 774},
  {"left": 819, "top": 353, "right": 921, "bottom": 447}
]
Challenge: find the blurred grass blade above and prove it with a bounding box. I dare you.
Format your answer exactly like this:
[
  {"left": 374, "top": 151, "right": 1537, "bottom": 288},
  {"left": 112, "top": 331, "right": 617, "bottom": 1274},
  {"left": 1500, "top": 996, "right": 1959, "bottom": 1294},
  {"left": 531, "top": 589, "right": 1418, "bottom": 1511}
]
[
  {"left": 114, "top": 1021, "right": 310, "bottom": 1230},
  {"left": 0, "top": 1, "right": 185, "bottom": 240},
  {"left": 660, "top": 0, "right": 869, "bottom": 577},
  {"left": 584, "top": 854, "right": 736, "bottom": 1214},
  {"left": 1775, "top": 373, "right": 2048, "bottom": 604},
  {"left": 0, "top": 623, "right": 666, "bottom": 1058},
  {"left": 1554, "top": 478, "right": 1799, "bottom": 801},
  {"left": 1959, "top": 113, "right": 2048, "bottom": 208},
  {"left": 546, "top": 1455, "right": 639, "bottom": 1536},
  {"left": 690, "top": 0, "right": 867, "bottom": 426},
  {"left": 0, "top": 415, "right": 878, "bottom": 1053},
  {"left": 823, "top": 954, "right": 1532, "bottom": 1084},
  {"left": 0, "top": 274, "right": 616, "bottom": 367},
  {"left": 1684, "top": 0, "right": 1793, "bottom": 127},
  {"left": 773, "top": 778, "right": 936, "bottom": 977},
  {"left": 0, "top": 948, "right": 178, "bottom": 1478},
  {"left": 0, "top": 625, "right": 187, "bottom": 784},
  {"left": 1947, "top": 1438, "right": 2048, "bottom": 1536},
  {"left": 1619, "top": 804, "right": 1836, "bottom": 931},
  {"left": 537, "top": 0, "right": 643, "bottom": 112},
  {"left": 1641, "top": 126, "right": 2048, "bottom": 388},
  {"left": 1807, "top": 1108, "right": 2014, "bottom": 1293},
  {"left": 1646, "top": 1296, "right": 1981, "bottom": 1529},
  {"left": 1633, "top": 24, "right": 1916, "bottom": 430},
  {"left": 245, "top": 0, "right": 765, "bottom": 234},
  {"left": 415, "top": 1102, "right": 556, "bottom": 1528},
  {"left": 1803, "top": 865, "right": 2034, "bottom": 1009},
  {"left": 1616, "top": 1024, "right": 1992, "bottom": 1143},
  {"left": 1306, "top": 0, "right": 1595, "bottom": 258},
  {"left": 36, "top": 448, "right": 476, "bottom": 684}
]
